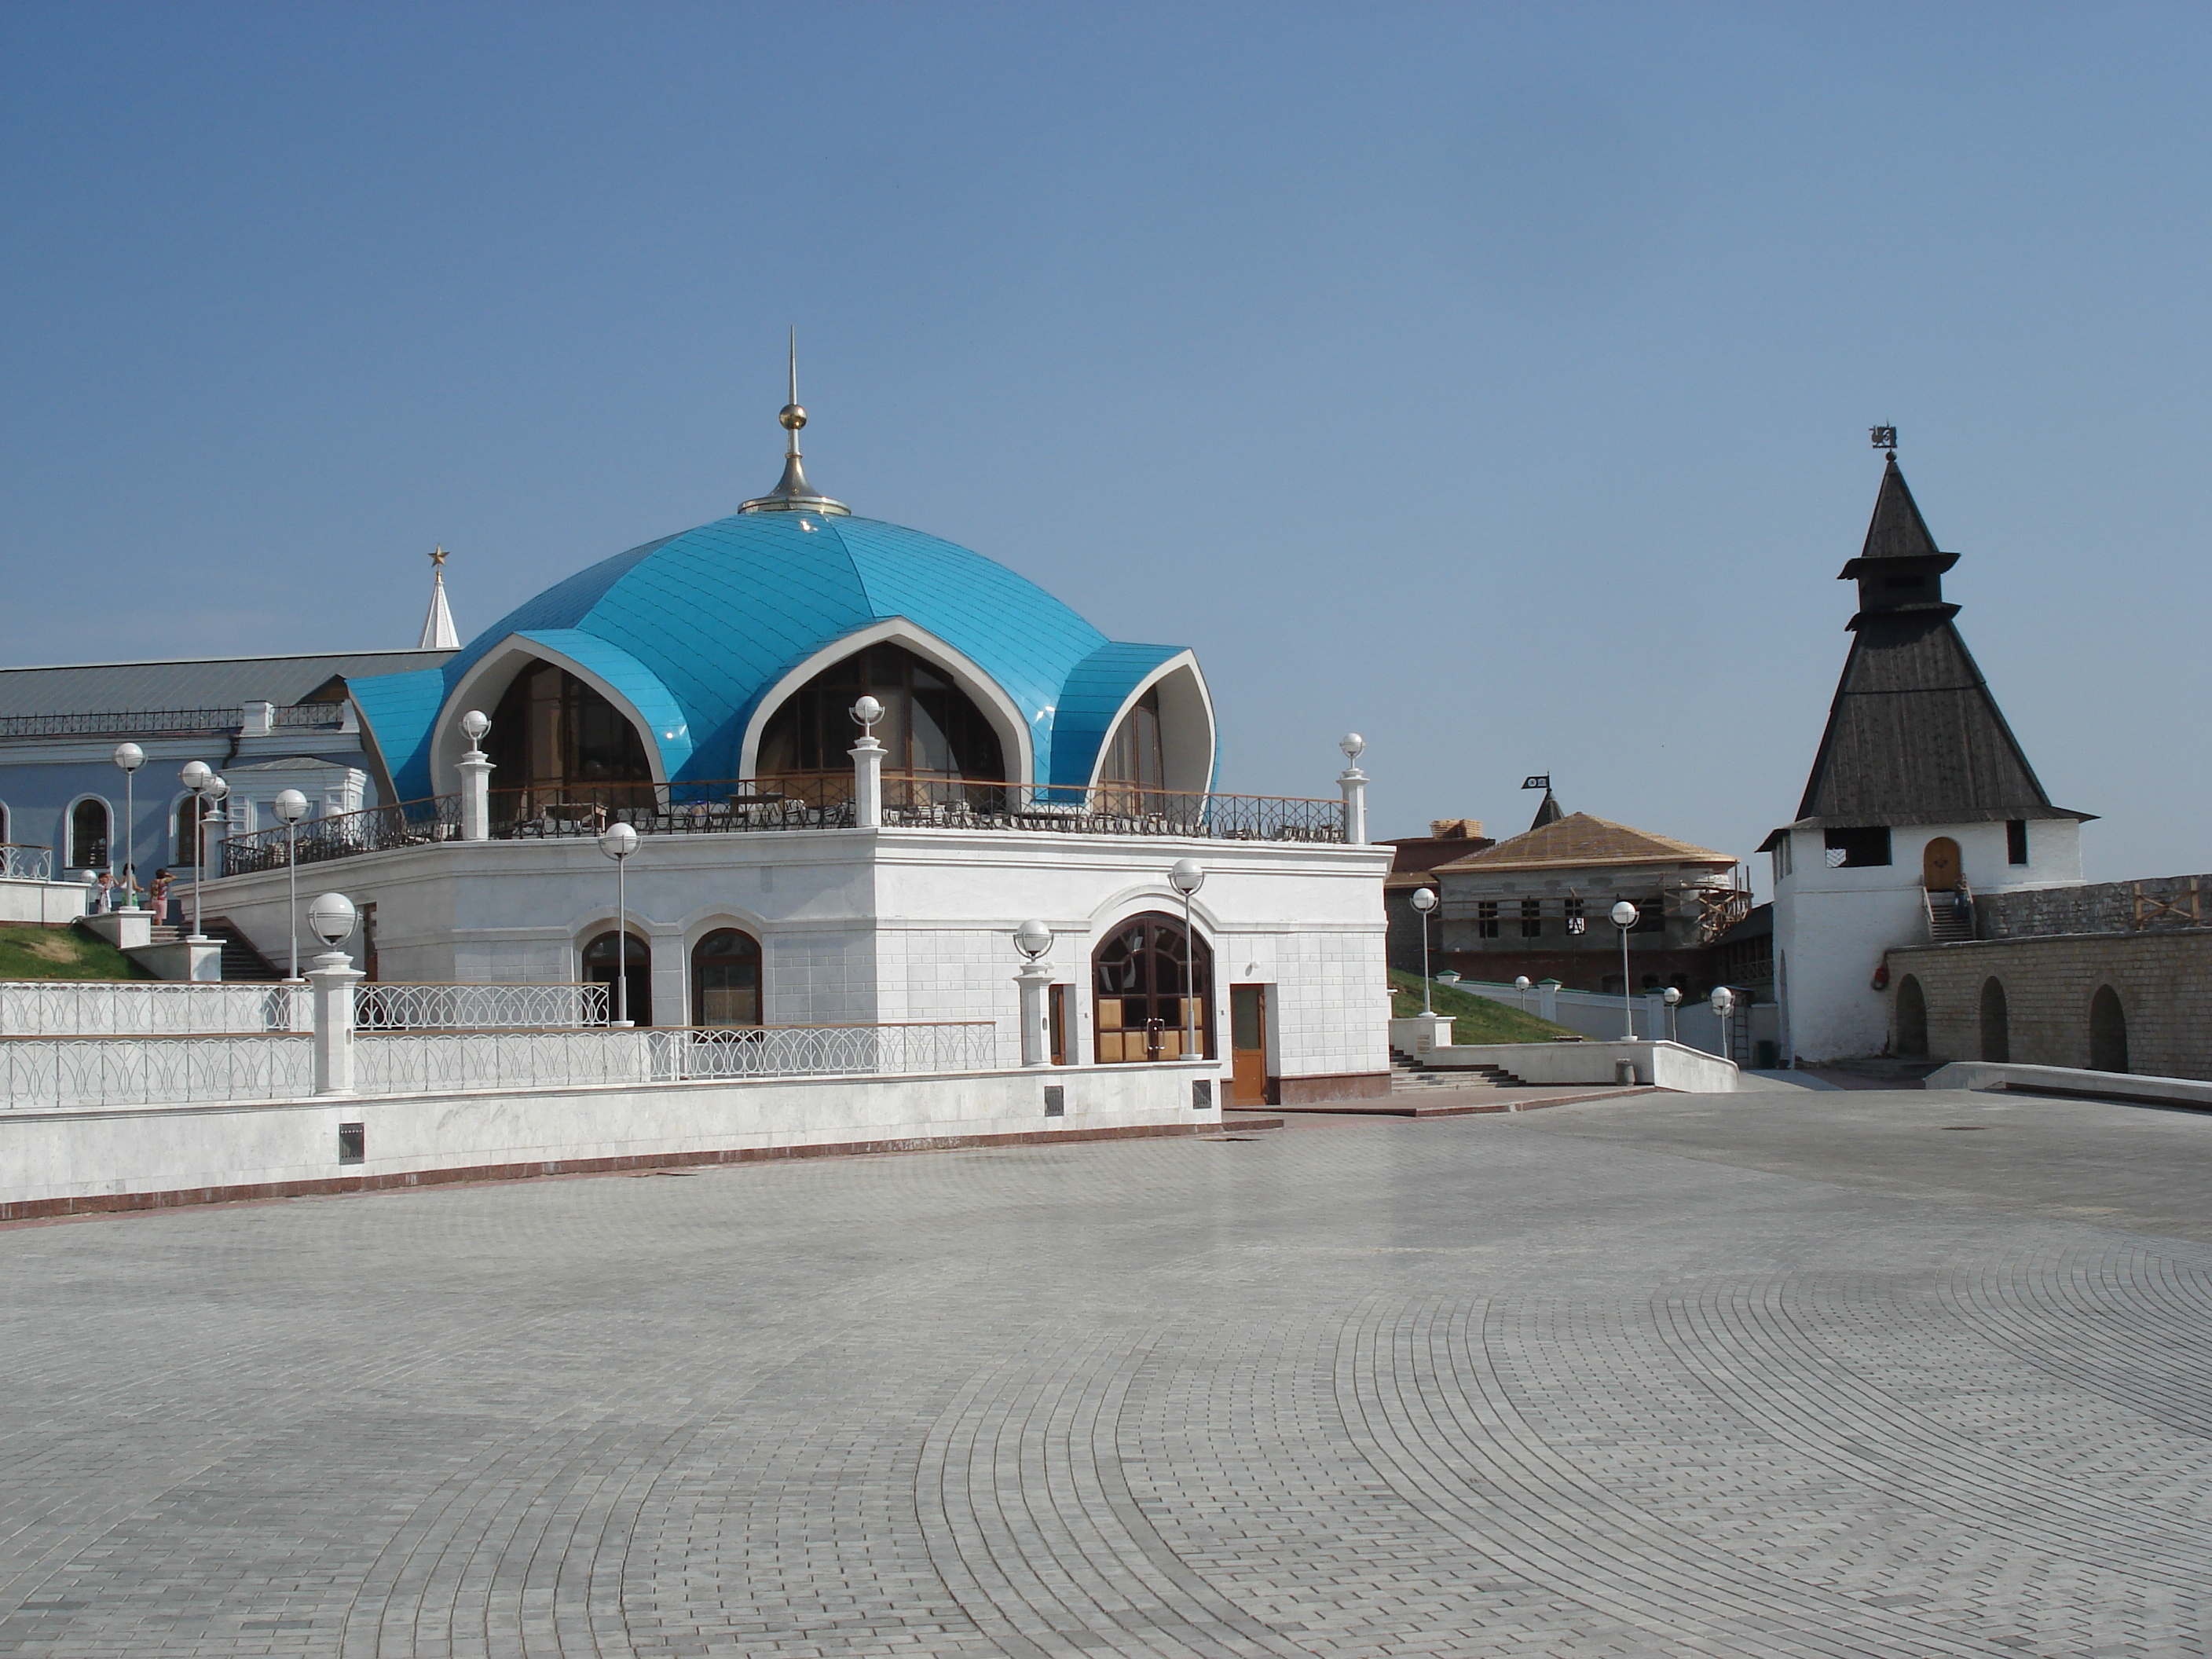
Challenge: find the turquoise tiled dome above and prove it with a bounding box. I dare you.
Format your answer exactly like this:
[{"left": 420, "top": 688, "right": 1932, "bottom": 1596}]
[{"left": 350, "top": 511, "right": 1188, "bottom": 801}]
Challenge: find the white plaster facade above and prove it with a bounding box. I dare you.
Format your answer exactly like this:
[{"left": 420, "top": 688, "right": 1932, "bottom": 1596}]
[
  {"left": 192, "top": 823, "right": 1392, "bottom": 1099},
  {"left": 1769, "top": 816, "right": 2082, "bottom": 1064}
]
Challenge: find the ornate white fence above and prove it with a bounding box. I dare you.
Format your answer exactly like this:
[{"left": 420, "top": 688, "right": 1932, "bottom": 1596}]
[
  {"left": 0, "top": 981, "right": 309, "bottom": 1035},
  {"left": 1, "top": 844, "right": 55, "bottom": 882},
  {"left": 353, "top": 982, "right": 609, "bottom": 1030},
  {"left": 0, "top": 1035, "right": 313, "bottom": 1111},
  {"left": 666, "top": 1023, "right": 997, "bottom": 1080}
]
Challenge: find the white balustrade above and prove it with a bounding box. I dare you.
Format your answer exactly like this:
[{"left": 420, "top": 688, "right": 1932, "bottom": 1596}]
[
  {"left": 352, "top": 982, "right": 610, "bottom": 1031},
  {"left": 0, "top": 980, "right": 309, "bottom": 1036},
  {"left": 0, "top": 1035, "right": 313, "bottom": 1111}
]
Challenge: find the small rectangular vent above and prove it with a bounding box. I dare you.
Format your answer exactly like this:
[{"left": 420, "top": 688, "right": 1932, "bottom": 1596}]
[
  {"left": 1192, "top": 1079, "right": 1214, "bottom": 1111},
  {"left": 1043, "top": 1086, "right": 1065, "bottom": 1118},
  {"left": 339, "top": 1122, "right": 365, "bottom": 1165}
]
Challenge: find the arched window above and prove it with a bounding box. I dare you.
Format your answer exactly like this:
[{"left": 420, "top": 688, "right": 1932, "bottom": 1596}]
[
  {"left": 68, "top": 798, "right": 111, "bottom": 870},
  {"left": 1895, "top": 974, "right": 1928, "bottom": 1058},
  {"left": 1092, "top": 910, "right": 1213, "bottom": 1063},
  {"left": 1099, "top": 687, "right": 1164, "bottom": 810},
  {"left": 582, "top": 929, "right": 653, "bottom": 1027},
  {"left": 175, "top": 796, "right": 207, "bottom": 866},
  {"left": 692, "top": 929, "right": 763, "bottom": 1027},
  {"left": 757, "top": 643, "right": 1005, "bottom": 808},
  {"left": 488, "top": 663, "right": 654, "bottom": 820},
  {"left": 2089, "top": 985, "right": 2128, "bottom": 1074},
  {"left": 0, "top": 800, "right": 9, "bottom": 845},
  {"left": 1979, "top": 976, "right": 2009, "bottom": 1063}
]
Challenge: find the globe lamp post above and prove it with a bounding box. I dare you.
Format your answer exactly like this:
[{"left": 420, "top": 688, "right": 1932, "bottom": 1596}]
[
  {"left": 1610, "top": 901, "right": 1639, "bottom": 1040},
  {"left": 112, "top": 743, "right": 144, "bottom": 903},
  {"left": 1662, "top": 984, "right": 1682, "bottom": 1044},
  {"left": 273, "top": 789, "right": 310, "bottom": 980},
  {"left": 597, "top": 821, "right": 639, "bottom": 1026},
  {"left": 1709, "top": 985, "right": 1736, "bottom": 1061},
  {"left": 1514, "top": 974, "right": 1532, "bottom": 1016},
  {"left": 191, "top": 772, "right": 228, "bottom": 942},
  {"left": 1408, "top": 886, "right": 1438, "bottom": 1013},
  {"left": 1169, "top": 859, "right": 1205, "bottom": 1062}
]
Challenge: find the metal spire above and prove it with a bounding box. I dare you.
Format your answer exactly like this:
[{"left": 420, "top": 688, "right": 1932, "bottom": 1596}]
[
  {"left": 418, "top": 546, "right": 460, "bottom": 650},
  {"left": 740, "top": 328, "right": 850, "bottom": 516}
]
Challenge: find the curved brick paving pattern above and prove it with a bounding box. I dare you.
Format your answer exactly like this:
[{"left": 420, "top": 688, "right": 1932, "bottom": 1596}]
[{"left": 5, "top": 1092, "right": 2212, "bottom": 1657}]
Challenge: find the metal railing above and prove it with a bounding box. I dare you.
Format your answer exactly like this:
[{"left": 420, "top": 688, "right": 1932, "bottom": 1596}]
[
  {"left": 224, "top": 795, "right": 462, "bottom": 876},
  {"left": 1, "top": 844, "right": 54, "bottom": 882},
  {"left": 487, "top": 775, "right": 859, "bottom": 838},
  {"left": 0, "top": 1034, "right": 312, "bottom": 1111},
  {"left": 0, "top": 980, "right": 308, "bottom": 1035},
  {"left": 353, "top": 981, "right": 609, "bottom": 1030},
  {"left": 350, "top": 1020, "right": 996, "bottom": 1095},
  {"left": 0, "top": 704, "right": 350, "bottom": 740},
  {"left": 874, "top": 776, "right": 1346, "bottom": 840}
]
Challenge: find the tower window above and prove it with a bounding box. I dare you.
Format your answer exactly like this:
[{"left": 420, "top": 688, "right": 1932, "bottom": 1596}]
[
  {"left": 1476, "top": 900, "right": 1499, "bottom": 939},
  {"left": 1822, "top": 826, "right": 1892, "bottom": 868},
  {"left": 2006, "top": 820, "right": 2029, "bottom": 866},
  {"left": 1519, "top": 899, "right": 1542, "bottom": 938}
]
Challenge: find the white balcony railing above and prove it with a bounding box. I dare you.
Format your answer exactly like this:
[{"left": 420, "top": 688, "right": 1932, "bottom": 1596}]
[
  {"left": 353, "top": 982, "right": 610, "bottom": 1030},
  {"left": 0, "top": 1034, "right": 313, "bottom": 1111},
  {"left": 0, "top": 980, "right": 309, "bottom": 1036}
]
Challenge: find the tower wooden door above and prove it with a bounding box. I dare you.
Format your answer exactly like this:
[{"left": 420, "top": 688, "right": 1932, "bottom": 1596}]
[
  {"left": 1922, "top": 836, "right": 1961, "bottom": 891},
  {"left": 1230, "top": 984, "right": 1271, "bottom": 1107}
]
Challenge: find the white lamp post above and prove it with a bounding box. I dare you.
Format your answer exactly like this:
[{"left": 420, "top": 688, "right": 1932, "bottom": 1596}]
[
  {"left": 1710, "top": 984, "right": 1736, "bottom": 1060},
  {"left": 191, "top": 772, "right": 227, "bottom": 942},
  {"left": 1409, "top": 886, "right": 1438, "bottom": 1013},
  {"left": 1610, "top": 900, "right": 1639, "bottom": 1039},
  {"left": 1514, "top": 974, "right": 1532, "bottom": 1016},
  {"left": 1662, "top": 984, "right": 1681, "bottom": 1045},
  {"left": 1013, "top": 918, "right": 1054, "bottom": 1068},
  {"left": 273, "top": 789, "right": 310, "bottom": 980},
  {"left": 112, "top": 743, "right": 144, "bottom": 903},
  {"left": 1170, "top": 858, "right": 1205, "bottom": 1061},
  {"left": 597, "top": 820, "right": 639, "bottom": 1025}
]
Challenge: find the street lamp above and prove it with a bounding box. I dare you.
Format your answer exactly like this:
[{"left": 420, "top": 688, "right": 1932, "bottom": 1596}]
[
  {"left": 1661, "top": 984, "right": 1681, "bottom": 1045},
  {"left": 1169, "top": 858, "right": 1205, "bottom": 1062},
  {"left": 597, "top": 819, "right": 639, "bottom": 1025},
  {"left": 306, "top": 890, "right": 357, "bottom": 957},
  {"left": 1515, "top": 974, "right": 1532, "bottom": 1016},
  {"left": 1609, "top": 900, "right": 1639, "bottom": 1039},
  {"left": 1709, "top": 984, "right": 1736, "bottom": 1060},
  {"left": 1014, "top": 919, "right": 1052, "bottom": 961},
  {"left": 190, "top": 772, "right": 228, "bottom": 942},
  {"left": 273, "top": 789, "right": 310, "bottom": 980},
  {"left": 1409, "top": 886, "right": 1438, "bottom": 1013},
  {"left": 112, "top": 743, "right": 144, "bottom": 903}
]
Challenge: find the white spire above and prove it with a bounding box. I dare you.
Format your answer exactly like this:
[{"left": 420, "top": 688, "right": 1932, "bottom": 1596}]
[{"left": 418, "top": 546, "right": 460, "bottom": 650}]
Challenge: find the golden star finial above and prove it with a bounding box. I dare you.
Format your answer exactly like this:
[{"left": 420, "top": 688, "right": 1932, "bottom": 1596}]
[{"left": 430, "top": 544, "right": 449, "bottom": 569}]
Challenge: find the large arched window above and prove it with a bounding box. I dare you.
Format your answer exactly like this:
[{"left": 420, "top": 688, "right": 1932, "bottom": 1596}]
[
  {"left": 175, "top": 796, "right": 207, "bottom": 867},
  {"left": 692, "top": 929, "right": 763, "bottom": 1027},
  {"left": 1093, "top": 911, "right": 1213, "bottom": 1064},
  {"left": 1101, "top": 688, "right": 1164, "bottom": 794},
  {"left": 488, "top": 663, "right": 654, "bottom": 820},
  {"left": 1979, "top": 976, "right": 2009, "bottom": 1063},
  {"left": 1894, "top": 974, "right": 1928, "bottom": 1058},
  {"left": 756, "top": 643, "right": 1005, "bottom": 808},
  {"left": 2089, "top": 985, "right": 2128, "bottom": 1073},
  {"left": 582, "top": 929, "right": 653, "bottom": 1027},
  {"left": 68, "top": 798, "right": 111, "bottom": 870}
]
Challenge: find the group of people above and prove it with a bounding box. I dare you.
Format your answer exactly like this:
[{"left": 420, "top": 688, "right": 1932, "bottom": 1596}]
[{"left": 86, "top": 867, "right": 176, "bottom": 921}]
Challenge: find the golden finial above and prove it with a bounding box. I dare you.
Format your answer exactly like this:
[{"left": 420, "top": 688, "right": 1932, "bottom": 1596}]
[{"left": 430, "top": 544, "right": 449, "bottom": 569}]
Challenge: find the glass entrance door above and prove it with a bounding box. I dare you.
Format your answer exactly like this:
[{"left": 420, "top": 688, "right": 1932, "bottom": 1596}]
[{"left": 1092, "top": 912, "right": 1211, "bottom": 1064}]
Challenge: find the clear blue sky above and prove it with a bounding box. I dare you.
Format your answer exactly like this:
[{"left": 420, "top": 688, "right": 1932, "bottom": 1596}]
[{"left": 4, "top": 3, "right": 2207, "bottom": 886}]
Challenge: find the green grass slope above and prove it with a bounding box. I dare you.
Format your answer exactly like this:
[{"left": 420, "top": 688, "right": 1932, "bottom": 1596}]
[
  {"left": 0, "top": 922, "right": 151, "bottom": 981},
  {"left": 1387, "top": 968, "right": 1582, "bottom": 1046}
]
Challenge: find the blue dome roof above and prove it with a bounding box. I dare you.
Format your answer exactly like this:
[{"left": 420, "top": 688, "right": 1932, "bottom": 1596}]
[{"left": 350, "top": 512, "right": 1189, "bottom": 801}]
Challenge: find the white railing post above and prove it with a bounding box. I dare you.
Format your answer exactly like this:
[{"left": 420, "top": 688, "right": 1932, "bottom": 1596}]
[
  {"left": 308, "top": 950, "right": 363, "bottom": 1095},
  {"left": 849, "top": 736, "right": 884, "bottom": 829},
  {"left": 457, "top": 711, "right": 493, "bottom": 842},
  {"left": 1014, "top": 960, "right": 1054, "bottom": 1068}
]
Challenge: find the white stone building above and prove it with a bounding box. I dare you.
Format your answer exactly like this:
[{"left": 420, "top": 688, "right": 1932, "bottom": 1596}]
[
  {"left": 192, "top": 398, "right": 1392, "bottom": 1105},
  {"left": 1763, "top": 453, "right": 2092, "bottom": 1064}
]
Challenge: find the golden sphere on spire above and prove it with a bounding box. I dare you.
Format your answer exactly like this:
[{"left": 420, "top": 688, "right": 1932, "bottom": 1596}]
[{"left": 779, "top": 403, "right": 807, "bottom": 432}]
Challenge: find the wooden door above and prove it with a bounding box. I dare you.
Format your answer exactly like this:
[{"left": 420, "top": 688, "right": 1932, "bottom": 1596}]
[
  {"left": 1922, "top": 837, "right": 1961, "bottom": 891},
  {"left": 1230, "top": 984, "right": 1271, "bottom": 1107}
]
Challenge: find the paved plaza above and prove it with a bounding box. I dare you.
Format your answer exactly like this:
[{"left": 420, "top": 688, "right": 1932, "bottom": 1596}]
[{"left": 5, "top": 1087, "right": 2211, "bottom": 1658}]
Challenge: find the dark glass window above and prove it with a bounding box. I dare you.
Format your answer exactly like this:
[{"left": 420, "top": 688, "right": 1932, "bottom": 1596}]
[
  {"left": 582, "top": 929, "right": 653, "bottom": 1027},
  {"left": 691, "top": 929, "right": 762, "bottom": 1027},
  {"left": 1519, "top": 899, "right": 1542, "bottom": 938},
  {"left": 1476, "top": 900, "right": 1499, "bottom": 939},
  {"left": 1092, "top": 911, "right": 1213, "bottom": 1064},
  {"left": 487, "top": 664, "right": 654, "bottom": 818},
  {"left": 69, "top": 798, "right": 110, "bottom": 869},
  {"left": 757, "top": 643, "right": 1005, "bottom": 785},
  {"left": 1563, "top": 896, "right": 1586, "bottom": 936},
  {"left": 2006, "top": 820, "right": 2029, "bottom": 866},
  {"left": 1101, "top": 687, "right": 1165, "bottom": 795},
  {"left": 1823, "top": 826, "right": 1892, "bottom": 868}
]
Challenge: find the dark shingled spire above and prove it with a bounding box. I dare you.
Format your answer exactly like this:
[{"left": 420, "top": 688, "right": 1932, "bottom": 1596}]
[
  {"left": 1529, "top": 788, "right": 1564, "bottom": 831},
  {"left": 1763, "top": 459, "right": 2093, "bottom": 844}
]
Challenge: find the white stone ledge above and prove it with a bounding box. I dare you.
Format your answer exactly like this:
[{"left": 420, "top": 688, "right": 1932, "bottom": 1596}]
[
  {"left": 1925, "top": 1061, "right": 2212, "bottom": 1108},
  {"left": 1420, "top": 1039, "right": 1740, "bottom": 1093}
]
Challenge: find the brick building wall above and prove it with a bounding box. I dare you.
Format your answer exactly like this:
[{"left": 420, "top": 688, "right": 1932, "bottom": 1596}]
[
  {"left": 1884, "top": 931, "right": 2212, "bottom": 1081},
  {"left": 1978, "top": 873, "right": 2210, "bottom": 939}
]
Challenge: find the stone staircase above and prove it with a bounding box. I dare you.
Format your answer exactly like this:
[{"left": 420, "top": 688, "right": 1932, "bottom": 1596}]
[
  {"left": 128, "top": 916, "right": 284, "bottom": 982},
  {"left": 1925, "top": 886, "right": 1976, "bottom": 943},
  {"left": 1390, "top": 1047, "right": 1529, "bottom": 1093}
]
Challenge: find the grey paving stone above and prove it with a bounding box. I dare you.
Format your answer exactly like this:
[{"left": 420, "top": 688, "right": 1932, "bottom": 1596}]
[{"left": 2, "top": 1090, "right": 2210, "bottom": 1655}]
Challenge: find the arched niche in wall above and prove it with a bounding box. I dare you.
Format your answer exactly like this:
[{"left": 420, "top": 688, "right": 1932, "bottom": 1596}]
[
  {"left": 1979, "top": 976, "right": 2010, "bottom": 1063},
  {"left": 2089, "top": 984, "right": 2128, "bottom": 1074},
  {"left": 755, "top": 640, "right": 1008, "bottom": 805},
  {"left": 1894, "top": 974, "right": 1928, "bottom": 1058},
  {"left": 692, "top": 928, "right": 763, "bottom": 1027},
  {"left": 1090, "top": 656, "right": 1214, "bottom": 800},
  {"left": 581, "top": 928, "right": 653, "bottom": 1028}
]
